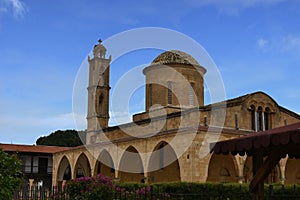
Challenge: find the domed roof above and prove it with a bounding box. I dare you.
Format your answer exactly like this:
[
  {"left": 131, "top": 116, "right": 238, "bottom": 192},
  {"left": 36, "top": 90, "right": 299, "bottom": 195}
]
[{"left": 151, "top": 50, "right": 201, "bottom": 66}]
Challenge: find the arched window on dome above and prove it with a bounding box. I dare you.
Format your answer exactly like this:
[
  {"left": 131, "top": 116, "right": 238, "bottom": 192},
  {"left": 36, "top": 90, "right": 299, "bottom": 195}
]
[
  {"left": 257, "top": 106, "right": 263, "bottom": 131},
  {"left": 250, "top": 105, "right": 256, "bottom": 131},
  {"left": 167, "top": 81, "right": 172, "bottom": 105}
]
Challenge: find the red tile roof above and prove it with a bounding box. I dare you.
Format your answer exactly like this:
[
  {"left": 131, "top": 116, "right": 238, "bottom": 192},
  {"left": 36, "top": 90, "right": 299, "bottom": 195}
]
[{"left": 0, "top": 143, "right": 72, "bottom": 154}]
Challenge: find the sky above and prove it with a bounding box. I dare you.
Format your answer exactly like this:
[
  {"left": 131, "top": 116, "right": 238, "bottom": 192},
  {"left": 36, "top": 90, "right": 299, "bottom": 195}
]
[{"left": 0, "top": 0, "right": 299, "bottom": 145}]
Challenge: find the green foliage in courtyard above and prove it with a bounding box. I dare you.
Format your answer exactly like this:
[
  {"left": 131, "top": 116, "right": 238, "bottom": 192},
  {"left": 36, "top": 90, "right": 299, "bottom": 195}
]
[
  {"left": 36, "top": 129, "right": 86, "bottom": 147},
  {"left": 0, "top": 148, "right": 23, "bottom": 200}
]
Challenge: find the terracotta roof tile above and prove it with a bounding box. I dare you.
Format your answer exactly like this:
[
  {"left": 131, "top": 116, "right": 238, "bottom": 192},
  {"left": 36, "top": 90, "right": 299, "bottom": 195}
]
[{"left": 0, "top": 143, "right": 72, "bottom": 154}]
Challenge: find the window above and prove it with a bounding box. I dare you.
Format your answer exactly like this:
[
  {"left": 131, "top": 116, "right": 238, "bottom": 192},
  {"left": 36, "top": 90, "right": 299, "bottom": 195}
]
[
  {"left": 250, "top": 105, "right": 273, "bottom": 132},
  {"left": 257, "top": 106, "right": 263, "bottom": 131},
  {"left": 149, "top": 84, "right": 152, "bottom": 106},
  {"left": 265, "top": 107, "right": 270, "bottom": 130},
  {"left": 189, "top": 83, "right": 195, "bottom": 106},
  {"left": 38, "top": 158, "right": 48, "bottom": 174},
  {"left": 250, "top": 105, "right": 256, "bottom": 131},
  {"left": 235, "top": 113, "right": 239, "bottom": 130},
  {"left": 167, "top": 81, "right": 172, "bottom": 104}
]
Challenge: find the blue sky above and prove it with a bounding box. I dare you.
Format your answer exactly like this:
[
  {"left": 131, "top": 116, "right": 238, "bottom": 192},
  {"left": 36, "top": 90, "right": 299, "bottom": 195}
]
[{"left": 0, "top": 0, "right": 299, "bottom": 144}]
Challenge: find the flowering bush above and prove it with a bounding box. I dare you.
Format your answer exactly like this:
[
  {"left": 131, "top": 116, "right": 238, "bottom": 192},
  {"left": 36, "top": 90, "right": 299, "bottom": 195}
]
[
  {"left": 63, "top": 174, "right": 173, "bottom": 199},
  {"left": 66, "top": 174, "right": 114, "bottom": 200}
]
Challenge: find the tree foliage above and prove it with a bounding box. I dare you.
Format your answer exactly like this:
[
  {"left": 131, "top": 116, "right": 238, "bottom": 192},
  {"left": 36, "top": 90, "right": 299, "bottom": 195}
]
[
  {"left": 0, "top": 148, "right": 23, "bottom": 200},
  {"left": 36, "top": 130, "right": 86, "bottom": 147}
]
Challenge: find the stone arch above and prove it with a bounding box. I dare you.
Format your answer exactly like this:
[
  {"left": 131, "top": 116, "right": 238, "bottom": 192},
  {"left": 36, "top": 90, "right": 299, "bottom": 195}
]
[
  {"left": 118, "top": 146, "right": 144, "bottom": 182},
  {"left": 74, "top": 153, "right": 91, "bottom": 178},
  {"left": 147, "top": 141, "right": 181, "bottom": 183},
  {"left": 285, "top": 158, "right": 300, "bottom": 184},
  {"left": 94, "top": 149, "right": 115, "bottom": 179},
  {"left": 57, "top": 156, "right": 72, "bottom": 182},
  {"left": 243, "top": 156, "right": 281, "bottom": 184},
  {"left": 207, "top": 153, "right": 238, "bottom": 183}
]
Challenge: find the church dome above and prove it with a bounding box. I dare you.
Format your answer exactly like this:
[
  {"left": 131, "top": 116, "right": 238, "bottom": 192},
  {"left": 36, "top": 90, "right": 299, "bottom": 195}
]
[{"left": 151, "top": 50, "right": 201, "bottom": 66}]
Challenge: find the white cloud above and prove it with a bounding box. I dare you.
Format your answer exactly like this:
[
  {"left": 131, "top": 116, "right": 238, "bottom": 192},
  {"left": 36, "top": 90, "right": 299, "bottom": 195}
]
[
  {"left": 0, "top": 0, "right": 27, "bottom": 18},
  {"left": 257, "top": 35, "right": 300, "bottom": 55},
  {"left": 185, "top": 0, "right": 286, "bottom": 15},
  {"left": 257, "top": 38, "right": 268, "bottom": 49}
]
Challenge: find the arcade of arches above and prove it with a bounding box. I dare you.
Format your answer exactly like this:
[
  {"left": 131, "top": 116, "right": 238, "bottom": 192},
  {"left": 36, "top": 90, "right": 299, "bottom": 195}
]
[{"left": 53, "top": 140, "right": 299, "bottom": 185}]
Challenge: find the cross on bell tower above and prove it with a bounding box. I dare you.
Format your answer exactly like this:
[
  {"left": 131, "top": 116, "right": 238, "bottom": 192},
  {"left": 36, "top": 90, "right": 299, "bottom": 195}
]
[{"left": 87, "top": 39, "right": 111, "bottom": 142}]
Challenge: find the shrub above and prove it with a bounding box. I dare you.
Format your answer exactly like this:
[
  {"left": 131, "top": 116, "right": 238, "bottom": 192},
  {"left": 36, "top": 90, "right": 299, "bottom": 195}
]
[
  {"left": 0, "top": 148, "right": 23, "bottom": 200},
  {"left": 66, "top": 174, "right": 114, "bottom": 200}
]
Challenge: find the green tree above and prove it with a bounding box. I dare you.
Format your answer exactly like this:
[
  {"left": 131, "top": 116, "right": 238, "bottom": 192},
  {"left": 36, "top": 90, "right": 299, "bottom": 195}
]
[
  {"left": 36, "top": 130, "right": 86, "bottom": 147},
  {"left": 0, "top": 148, "right": 23, "bottom": 200}
]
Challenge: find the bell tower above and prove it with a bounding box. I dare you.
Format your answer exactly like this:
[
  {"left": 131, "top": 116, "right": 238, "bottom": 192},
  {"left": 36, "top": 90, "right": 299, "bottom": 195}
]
[{"left": 87, "top": 40, "right": 111, "bottom": 140}]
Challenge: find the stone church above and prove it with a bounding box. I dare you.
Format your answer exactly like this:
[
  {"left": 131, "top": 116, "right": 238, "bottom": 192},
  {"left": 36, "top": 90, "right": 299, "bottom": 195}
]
[{"left": 52, "top": 41, "right": 300, "bottom": 186}]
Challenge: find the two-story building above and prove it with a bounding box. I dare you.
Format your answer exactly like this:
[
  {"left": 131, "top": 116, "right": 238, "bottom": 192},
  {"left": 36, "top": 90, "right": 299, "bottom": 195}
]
[{"left": 0, "top": 143, "right": 70, "bottom": 189}]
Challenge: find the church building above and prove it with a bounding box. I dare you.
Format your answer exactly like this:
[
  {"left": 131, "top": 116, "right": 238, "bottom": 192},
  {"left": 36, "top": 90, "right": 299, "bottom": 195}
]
[{"left": 52, "top": 41, "right": 300, "bottom": 186}]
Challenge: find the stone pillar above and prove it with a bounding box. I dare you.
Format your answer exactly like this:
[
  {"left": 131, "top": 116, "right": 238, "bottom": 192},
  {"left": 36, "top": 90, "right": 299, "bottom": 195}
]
[
  {"left": 142, "top": 173, "right": 148, "bottom": 184},
  {"left": 29, "top": 179, "right": 34, "bottom": 188},
  {"left": 62, "top": 180, "right": 67, "bottom": 190},
  {"left": 115, "top": 170, "right": 119, "bottom": 180},
  {"left": 29, "top": 179, "right": 34, "bottom": 198},
  {"left": 279, "top": 157, "right": 288, "bottom": 184},
  {"left": 255, "top": 112, "right": 258, "bottom": 132}
]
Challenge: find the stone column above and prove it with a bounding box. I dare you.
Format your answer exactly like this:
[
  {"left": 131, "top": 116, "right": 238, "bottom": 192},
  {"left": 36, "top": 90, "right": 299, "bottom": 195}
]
[
  {"left": 262, "top": 112, "right": 265, "bottom": 131},
  {"left": 255, "top": 112, "right": 258, "bottom": 132}
]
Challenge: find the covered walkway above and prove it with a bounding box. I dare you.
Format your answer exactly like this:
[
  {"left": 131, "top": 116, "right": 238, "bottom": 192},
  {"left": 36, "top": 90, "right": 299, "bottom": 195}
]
[{"left": 211, "top": 122, "right": 300, "bottom": 199}]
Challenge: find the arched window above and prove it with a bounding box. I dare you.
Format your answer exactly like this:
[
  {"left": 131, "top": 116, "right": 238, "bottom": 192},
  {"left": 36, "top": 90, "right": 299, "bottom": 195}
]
[
  {"left": 250, "top": 105, "right": 256, "bottom": 131},
  {"left": 264, "top": 107, "right": 270, "bottom": 130},
  {"left": 167, "top": 81, "right": 172, "bottom": 105},
  {"left": 235, "top": 113, "right": 239, "bottom": 130},
  {"left": 257, "top": 106, "right": 263, "bottom": 131}
]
